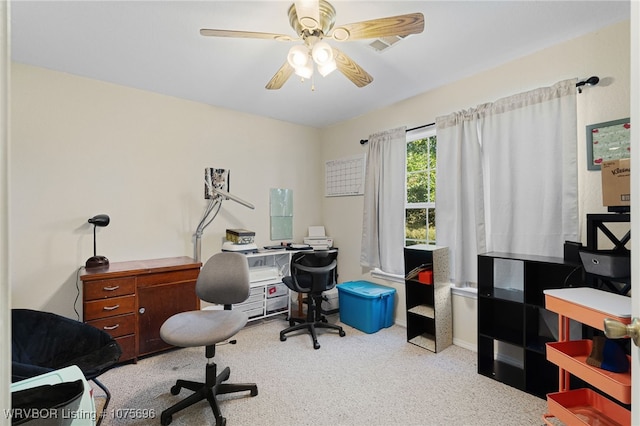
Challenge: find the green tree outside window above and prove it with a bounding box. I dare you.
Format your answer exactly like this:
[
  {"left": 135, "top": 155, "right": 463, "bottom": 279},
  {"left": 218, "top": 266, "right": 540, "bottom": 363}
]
[{"left": 406, "top": 134, "right": 436, "bottom": 246}]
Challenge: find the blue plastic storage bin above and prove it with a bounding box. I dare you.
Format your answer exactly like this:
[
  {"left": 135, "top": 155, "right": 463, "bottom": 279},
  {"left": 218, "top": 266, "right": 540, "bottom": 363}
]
[{"left": 336, "top": 281, "right": 396, "bottom": 333}]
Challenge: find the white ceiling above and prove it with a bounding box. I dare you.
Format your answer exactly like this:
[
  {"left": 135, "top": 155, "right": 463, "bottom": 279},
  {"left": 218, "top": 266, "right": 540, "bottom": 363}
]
[{"left": 10, "top": 1, "right": 630, "bottom": 128}]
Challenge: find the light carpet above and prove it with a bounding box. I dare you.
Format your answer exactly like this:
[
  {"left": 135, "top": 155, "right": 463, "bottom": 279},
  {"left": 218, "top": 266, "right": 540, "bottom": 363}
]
[{"left": 94, "top": 316, "right": 548, "bottom": 425}]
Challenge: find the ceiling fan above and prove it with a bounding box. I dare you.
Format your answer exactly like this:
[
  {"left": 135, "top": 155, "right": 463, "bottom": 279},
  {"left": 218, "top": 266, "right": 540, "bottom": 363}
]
[{"left": 200, "top": 0, "right": 425, "bottom": 90}]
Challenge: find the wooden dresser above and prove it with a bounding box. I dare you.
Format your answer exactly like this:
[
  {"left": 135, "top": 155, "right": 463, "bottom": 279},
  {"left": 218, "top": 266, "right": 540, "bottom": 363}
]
[{"left": 80, "top": 256, "right": 201, "bottom": 362}]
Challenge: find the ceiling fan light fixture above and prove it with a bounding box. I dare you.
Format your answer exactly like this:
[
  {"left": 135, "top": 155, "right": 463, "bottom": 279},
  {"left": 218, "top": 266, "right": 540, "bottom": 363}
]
[
  {"left": 311, "top": 41, "right": 334, "bottom": 65},
  {"left": 294, "top": 62, "right": 314, "bottom": 79},
  {"left": 287, "top": 45, "right": 310, "bottom": 68},
  {"left": 317, "top": 59, "right": 337, "bottom": 77}
]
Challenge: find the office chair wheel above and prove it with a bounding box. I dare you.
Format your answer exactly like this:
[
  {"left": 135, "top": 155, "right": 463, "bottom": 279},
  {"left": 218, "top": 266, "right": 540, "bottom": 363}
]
[
  {"left": 289, "top": 319, "right": 296, "bottom": 326},
  {"left": 280, "top": 334, "right": 287, "bottom": 342},
  {"left": 160, "top": 413, "right": 172, "bottom": 425},
  {"left": 170, "top": 385, "right": 181, "bottom": 395},
  {"left": 339, "top": 330, "right": 346, "bottom": 337},
  {"left": 314, "top": 341, "right": 320, "bottom": 350}
]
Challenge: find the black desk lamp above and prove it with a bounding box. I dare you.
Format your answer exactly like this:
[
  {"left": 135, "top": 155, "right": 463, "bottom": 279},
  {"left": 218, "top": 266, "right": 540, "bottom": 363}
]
[{"left": 86, "top": 214, "right": 110, "bottom": 269}]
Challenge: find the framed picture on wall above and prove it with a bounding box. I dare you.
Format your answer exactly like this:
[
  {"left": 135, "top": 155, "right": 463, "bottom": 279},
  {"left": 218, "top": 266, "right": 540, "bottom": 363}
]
[{"left": 586, "top": 118, "right": 630, "bottom": 170}]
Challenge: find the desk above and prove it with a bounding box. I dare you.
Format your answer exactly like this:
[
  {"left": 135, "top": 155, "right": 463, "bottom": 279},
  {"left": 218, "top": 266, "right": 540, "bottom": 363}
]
[{"left": 80, "top": 257, "right": 201, "bottom": 362}]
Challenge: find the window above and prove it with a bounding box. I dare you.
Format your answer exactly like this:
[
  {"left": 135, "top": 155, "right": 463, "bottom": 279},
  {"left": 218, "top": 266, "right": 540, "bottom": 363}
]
[{"left": 405, "top": 128, "right": 436, "bottom": 246}]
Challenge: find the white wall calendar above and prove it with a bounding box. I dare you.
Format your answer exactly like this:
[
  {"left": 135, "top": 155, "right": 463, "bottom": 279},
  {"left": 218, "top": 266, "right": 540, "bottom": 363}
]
[{"left": 325, "top": 153, "right": 366, "bottom": 197}]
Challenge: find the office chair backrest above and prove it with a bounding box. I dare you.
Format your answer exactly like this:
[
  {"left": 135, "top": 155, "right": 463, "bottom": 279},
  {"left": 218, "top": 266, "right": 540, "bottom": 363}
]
[
  {"left": 290, "top": 250, "right": 338, "bottom": 293},
  {"left": 196, "top": 252, "right": 250, "bottom": 305}
]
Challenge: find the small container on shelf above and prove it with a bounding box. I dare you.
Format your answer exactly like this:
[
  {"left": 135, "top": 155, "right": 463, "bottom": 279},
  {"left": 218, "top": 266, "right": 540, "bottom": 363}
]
[
  {"left": 418, "top": 270, "right": 433, "bottom": 285},
  {"left": 225, "top": 228, "right": 255, "bottom": 244}
]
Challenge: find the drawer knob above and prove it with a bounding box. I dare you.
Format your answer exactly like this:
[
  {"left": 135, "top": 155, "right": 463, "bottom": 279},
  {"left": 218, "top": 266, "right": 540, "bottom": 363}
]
[
  {"left": 103, "top": 304, "right": 120, "bottom": 311},
  {"left": 139, "top": 307, "right": 146, "bottom": 314},
  {"left": 103, "top": 324, "right": 120, "bottom": 330}
]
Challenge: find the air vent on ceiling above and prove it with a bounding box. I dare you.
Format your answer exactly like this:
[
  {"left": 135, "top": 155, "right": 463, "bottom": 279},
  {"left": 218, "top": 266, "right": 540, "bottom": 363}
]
[{"left": 368, "top": 34, "right": 408, "bottom": 52}]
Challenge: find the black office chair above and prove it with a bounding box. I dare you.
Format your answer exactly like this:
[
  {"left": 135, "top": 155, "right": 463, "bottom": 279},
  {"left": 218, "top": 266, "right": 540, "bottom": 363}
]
[
  {"left": 159, "top": 252, "right": 258, "bottom": 426},
  {"left": 280, "top": 250, "right": 346, "bottom": 349},
  {"left": 11, "top": 308, "right": 122, "bottom": 426}
]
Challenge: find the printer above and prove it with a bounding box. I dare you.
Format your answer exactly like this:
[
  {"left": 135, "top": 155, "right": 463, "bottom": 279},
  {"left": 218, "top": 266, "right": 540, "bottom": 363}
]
[{"left": 303, "top": 226, "right": 333, "bottom": 250}]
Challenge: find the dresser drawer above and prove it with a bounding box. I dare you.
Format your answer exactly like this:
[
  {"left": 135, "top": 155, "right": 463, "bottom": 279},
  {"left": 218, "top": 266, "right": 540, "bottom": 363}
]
[
  {"left": 136, "top": 269, "right": 200, "bottom": 287},
  {"left": 84, "top": 295, "right": 136, "bottom": 321},
  {"left": 87, "top": 313, "right": 135, "bottom": 338},
  {"left": 84, "top": 277, "right": 135, "bottom": 301},
  {"left": 115, "top": 334, "right": 137, "bottom": 362}
]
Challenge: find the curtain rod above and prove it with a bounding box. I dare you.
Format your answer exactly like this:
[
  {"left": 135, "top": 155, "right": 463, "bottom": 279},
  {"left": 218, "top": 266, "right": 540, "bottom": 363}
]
[
  {"left": 359, "top": 76, "right": 599, "bottom": 145},
  {"left": 359, "top": 122, "right": 435, "bottom": 145}
]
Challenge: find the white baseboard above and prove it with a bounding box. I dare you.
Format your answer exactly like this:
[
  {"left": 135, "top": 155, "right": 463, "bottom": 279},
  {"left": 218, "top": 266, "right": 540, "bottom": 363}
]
[{"left": 453, "top": 338, "right": 477, "bottom": 352}]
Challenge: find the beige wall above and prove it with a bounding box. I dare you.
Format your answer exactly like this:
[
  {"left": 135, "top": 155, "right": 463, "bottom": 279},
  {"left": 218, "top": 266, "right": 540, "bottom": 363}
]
[
  {"left": 10, "top": 64, "right": 322, "bottom": 319},
  {"left": 320, "top": 21, "right": 631, "bottom": 348}
]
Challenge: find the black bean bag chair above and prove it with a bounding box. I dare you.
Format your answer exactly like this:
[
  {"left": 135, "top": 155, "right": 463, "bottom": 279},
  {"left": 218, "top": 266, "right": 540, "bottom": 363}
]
[{"left": 12, "top": 309, "right": 122, "bottom": 425}]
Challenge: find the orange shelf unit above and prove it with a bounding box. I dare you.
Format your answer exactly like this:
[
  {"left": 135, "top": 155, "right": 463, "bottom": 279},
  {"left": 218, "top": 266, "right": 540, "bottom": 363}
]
[
  {"left": 546, "top": 389, "right": 630, "bottom": 426},
  {"left": 543, "top": 287, "right": 632, "bottom": 426},
  {"left": 546, "top": 340, "right": 631, "bottom": 404}
]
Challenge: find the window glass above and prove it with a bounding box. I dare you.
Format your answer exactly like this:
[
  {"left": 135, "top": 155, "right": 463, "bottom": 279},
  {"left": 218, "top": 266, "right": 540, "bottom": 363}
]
[{"left": 406, "top": 130, "right": 436, "bottom": 246}]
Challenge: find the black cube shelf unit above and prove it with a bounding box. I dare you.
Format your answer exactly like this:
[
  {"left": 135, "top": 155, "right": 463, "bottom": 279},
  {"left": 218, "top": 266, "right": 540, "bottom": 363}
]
[{"left": 477, "top": 252, "right": 582, "bottom": 398}]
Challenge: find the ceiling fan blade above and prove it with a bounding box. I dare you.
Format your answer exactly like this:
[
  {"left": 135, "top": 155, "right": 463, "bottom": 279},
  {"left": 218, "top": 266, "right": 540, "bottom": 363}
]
[
  {"left": 265, "top": 62, "right": 295, "bottom": 90},
  {"left": 294, "top": 1, "right": 320, "bottom": 30},
  {"left": 200, "top": 28, "right": 296, "bottom": 42},
  {"left": 332, "top": 47, "right": 373, "bottom": 88},
  {"left": 330, "top": 13, "right": 424, "bottom": 41}
]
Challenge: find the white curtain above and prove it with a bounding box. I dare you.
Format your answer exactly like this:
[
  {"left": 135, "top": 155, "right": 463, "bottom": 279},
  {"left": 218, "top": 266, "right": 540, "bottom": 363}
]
[
  {"left": 434, "top": 110, "right": 486, "bottom": 285},
  {"left": 360, "top": 126, "right": 406, "bottom": 275},
  {"left": 436, "top": 79, "right": 578, "bottom": 285}
]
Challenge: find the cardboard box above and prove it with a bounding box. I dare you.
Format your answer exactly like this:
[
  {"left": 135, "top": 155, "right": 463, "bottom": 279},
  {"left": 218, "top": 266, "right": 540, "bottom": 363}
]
[{"left": 601, "top": 159, "right": 630, "bottom": 206}]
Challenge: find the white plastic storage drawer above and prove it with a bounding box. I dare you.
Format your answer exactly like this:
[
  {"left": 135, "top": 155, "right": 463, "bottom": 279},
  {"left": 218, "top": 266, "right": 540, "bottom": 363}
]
[
  {"left": 266, "top": 295, "right": 288, "bottom": 312},
  {"left": 266, "top": 282, "right": 288, "bottom": 298},
  {"left": 233, "top": 300, "right": 263, "bottom": 312},
  {"left": 235, "top": 292, "right": 263, "bottom": 307},
  {"left": 248, "top": 286, "right": 264, "bottom": 296},
  {"left": 245, "top": 307, "right": 264, "bottom": 319}
]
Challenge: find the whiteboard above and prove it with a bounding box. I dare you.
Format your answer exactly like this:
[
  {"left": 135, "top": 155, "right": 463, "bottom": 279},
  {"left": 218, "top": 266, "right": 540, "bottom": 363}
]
[{"left": 325, "top": 154, "right": 366, "bottom": 197}]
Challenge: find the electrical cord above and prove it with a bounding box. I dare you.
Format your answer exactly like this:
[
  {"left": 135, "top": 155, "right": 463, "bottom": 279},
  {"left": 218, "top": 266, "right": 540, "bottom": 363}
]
[
  {"left": 74, "top": 266, "right": 83, "bottom": 320},
  {"left": 563, "top": 264, "right": 583, "bottom": 288}
]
